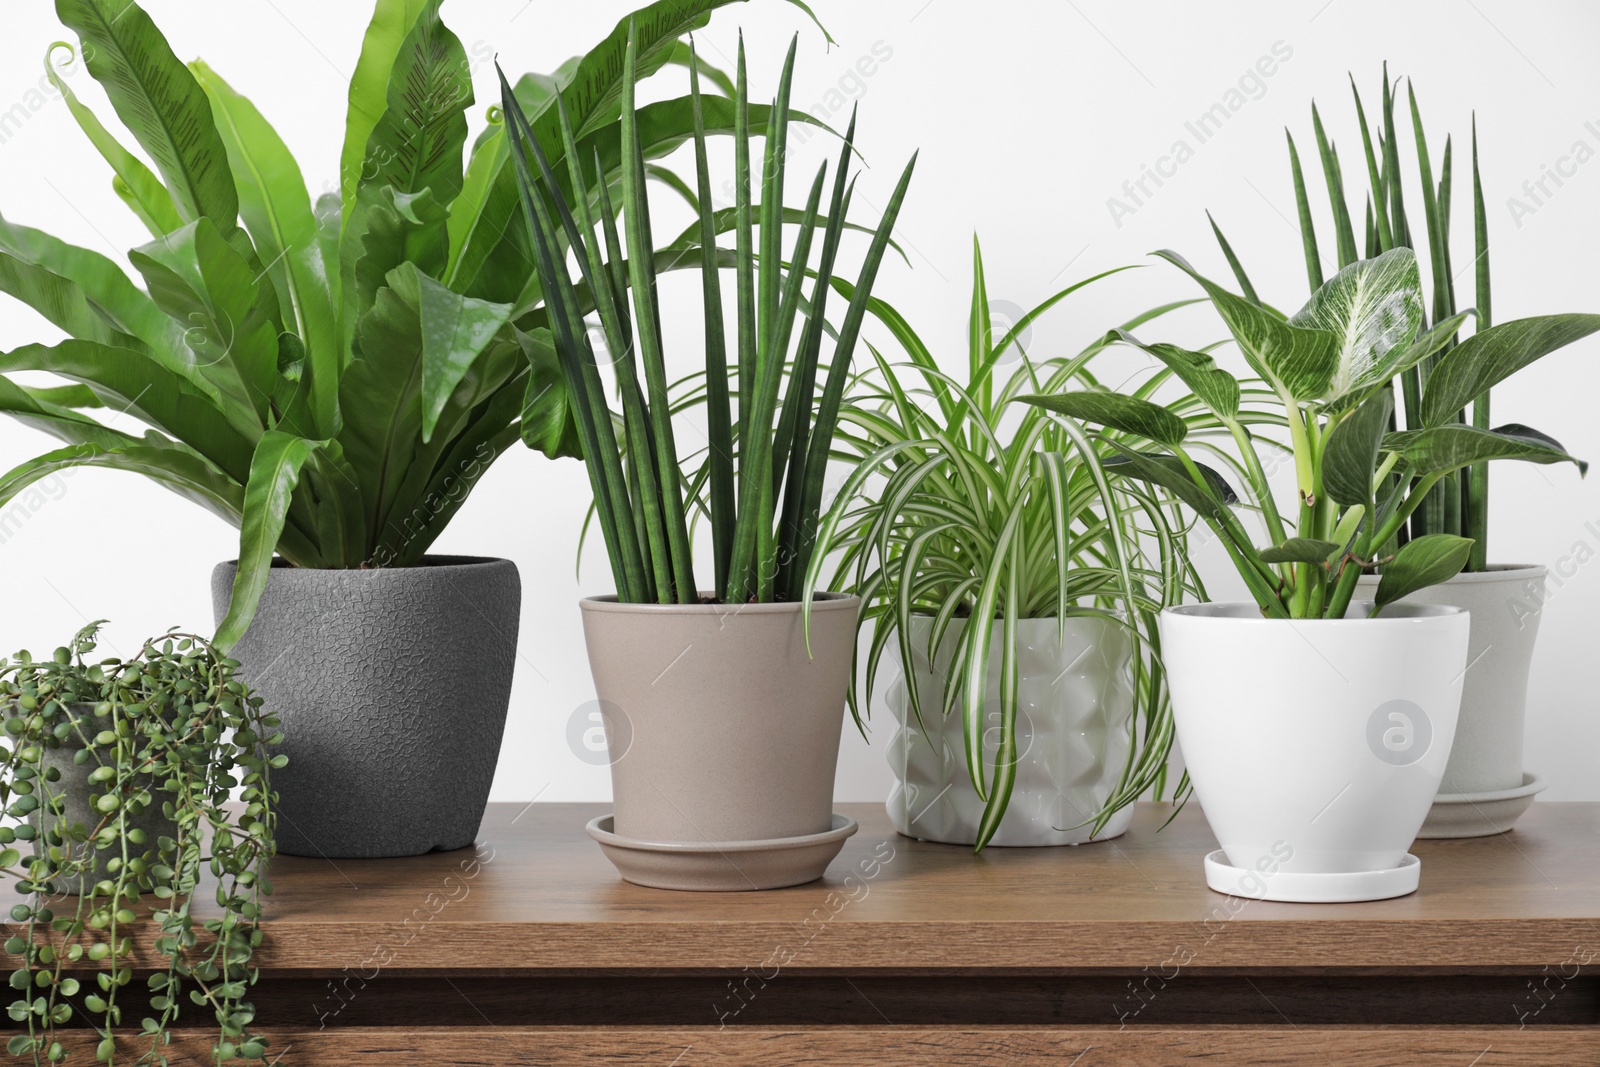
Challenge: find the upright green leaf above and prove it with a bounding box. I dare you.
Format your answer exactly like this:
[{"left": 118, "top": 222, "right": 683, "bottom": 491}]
[
  {"left": 55, "top": 0, "right": 237, "bottom": 226},
  {"left": 192, "top": 60, "right": 339, "bottom": 436},
  {"left": 1323, "top": 388, "right": 1393, "bottom": 506},
  {"left": 339, "top": 0, "right": 430, "bottom": 233}
]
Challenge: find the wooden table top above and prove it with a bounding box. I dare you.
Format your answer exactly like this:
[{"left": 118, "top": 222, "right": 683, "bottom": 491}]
[{"left": 241, "top": 801, "right": 1600, "bottom": 973}]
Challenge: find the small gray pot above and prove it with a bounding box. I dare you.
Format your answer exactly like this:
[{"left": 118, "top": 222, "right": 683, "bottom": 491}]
[
  {"left": 212, "top": 556, "right": 520, "bottom": 858},
  {"left": 579, "top": 594, "right": 858, "bottom": 845}
]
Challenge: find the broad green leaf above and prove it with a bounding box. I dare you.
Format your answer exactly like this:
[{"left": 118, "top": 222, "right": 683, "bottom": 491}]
[
  {"left": 0, "top": 375, "right": 152, "bottom": 456},
  {"left": 129, "top": 219, "right": 278, "bottom": 431},
  {"left": 0, "top": 441, "right": 246, "bottom": 532},
  {"left": 350, "top": 187, "right": 451, "bottom": 319},
  {"left": 215, "top": 431, "right": 325, "bottom": 651},
  {"left": 0, "top": 253, "right": 147, "bottom": 351},
  {"left": 1420, "top": 314, "right": 1600, "bottom": 427},
  {"left": 42, "top": 41, "right": 182, "bottom": 236},
  {"left": 0, "top": 340, "right": 255, "bottom": 482},
  {"left": 516, "top": 327, "right": 581, "bottom": 460},
  {"left": 415, "top": 273, "right": 514, "bottom": 443},
  {"left": 1373, "top": 533, "right": 1473, "bottom": 613},
  {"left": 192, "top": 60, "right": 339, "bottom": 437},
  {"left": 340, "top": 266, "right": 427, "bottom": 536},
  {"left": 0, "top": 212, "right": 179, "bottom": 354},
  {"left": 1102, "top": 446, "right": 1240, "bottom": 508},
  {"left": 1323, "top": 309, "right": 1473, "bottom": 416},
  {"left": 338, "top": 0, "right": 430, "bottom": 232},
  {"left": 1155, "top": 250, "right": 1341, "bottom": 403},
  {"left": 1259, "top": 537, "right": 1341, "bottom": 564},
  {"left": 1018, "top": 391, "right": 1187, "bottom": 447},
  {"left": 1288, "top": 248, "right": 1423, "bottom": 403},
  {"left": 55, "top": 0, "right": 237, "bottom": 226},
  {"left": 1104, "top": 328, "right": 1240, "bottom": 418},
  {"left": 358, "top": 1, "right": 471, "bottom": 210},
  {"left": 1386, "top": 423, "right": 1588, "bottom": 477},
  {"left": 1323, "top": 388, "right": 1393, "bottom": 506}
]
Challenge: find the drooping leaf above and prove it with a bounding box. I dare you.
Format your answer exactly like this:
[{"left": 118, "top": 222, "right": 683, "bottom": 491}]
[
  {"left": 515, "top": 327, "right": 581, "bottom": 460},
  {"left": 1420, "top": 314, "right": 1600, "bottom": 427},
  {"left": 1386, "top": 423, "right": 1588, "bottom": 477},
  {"left": 1018, "top": 390, "right": 1188, "bottom": 447},
  {"left": 215, "top": 431, "right": 326, "bottom": 651},
  {"left": 1373, "top": 533, "right": 1473, "bottom": 613},
  {"left": 415, "top": 273, "right": 515, "bottom": 443},
  {"left": 1259, "top": 537, "right": 1341, "bottom": 564},
  {"left": 1288, "top": 248, "right": 1424, "bottom": 403},
  {"left": 1155, "top": 250, "right": 1341, "bottom": 403},
  {"left": 1104, "top": 328, "right": 1240, "bottom": 418},
  {"left": 55, "top": 0, "right": 238, "bottom": 226}
]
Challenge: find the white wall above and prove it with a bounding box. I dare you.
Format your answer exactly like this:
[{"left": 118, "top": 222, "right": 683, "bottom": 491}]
[{"left": 1, "top": 1, "right": 1596, "bottom": 805}]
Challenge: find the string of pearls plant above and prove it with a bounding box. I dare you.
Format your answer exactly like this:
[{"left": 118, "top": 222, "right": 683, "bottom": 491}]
[{"left": 1, "top": 624, "right": 280, "bottom": 1065}]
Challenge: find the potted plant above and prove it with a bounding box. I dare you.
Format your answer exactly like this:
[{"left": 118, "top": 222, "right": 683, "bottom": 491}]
[
  {"left": 502, "top": 25, "right": 915, "bottom": 890},
  {"left": 1020, "top": 245, "right": 1588, "bottom": 901},
  {"left": 806, "top": 242, "right": 1200, "bottom": 850},
  {"left": 2, "top": 623, "right": 279, "bottom": 1064},
  {"left": 0, "top": 0, "right": 820, "bottom": 857},
  {"left": 1246, "top": 70, "right": 1600, "bottom": 835}
]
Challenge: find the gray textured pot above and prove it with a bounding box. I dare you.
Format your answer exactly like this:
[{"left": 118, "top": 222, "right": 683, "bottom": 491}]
[
  {"left": 212, "top": 556, "right": 519, "bottom": 858},
  {"left": 30, "top": 707, "right": 178, "bottom": 896},
  {"left": 1356, "top": 565, "right": 1545, "bottom": 836},
  {"left": 579, "top": 594, "right": 858, "bottom": 845}
]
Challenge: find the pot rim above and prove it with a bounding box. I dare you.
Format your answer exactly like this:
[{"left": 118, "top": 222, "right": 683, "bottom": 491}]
[
  {"left": 1162, "top": 600, "right": 1466, "bottom": 624},
  {"left": 216, "top": 554, "right": 515, "bottom": 573},
  {"left": 1354, "top": 563, "right": 1547, "bottom": 584},
  {"left": 580, "top": 591, "right": 859, "bottom": 615}
]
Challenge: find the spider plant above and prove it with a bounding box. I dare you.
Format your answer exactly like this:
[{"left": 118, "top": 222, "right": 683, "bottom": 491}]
[
  {"left": 0, "top": 0, "right": 823, "bottom": 649},
  {"left": 801, "top": 239, "right": 1211, "bottom": 849},
  {"left": 501, "top": 24, "right": 915, "bottom": 605},
  {"left": 1211, "top": 67, "right": 1600, "bottom": 568},
  {"left": 1020, "top": 245, "right": 1592, "bottom": 620}
]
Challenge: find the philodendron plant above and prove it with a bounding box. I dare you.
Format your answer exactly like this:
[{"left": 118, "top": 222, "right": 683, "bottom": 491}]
[
  {"left": 503, "top": 26, "right": 915, "bottom": 605},
  {"left": 1, "top": 624, "right": 279, "bottom": 1065},
  {"left": 0, "top": 0, "right": 819, "bottom": 648},
  {"left": 1022, "top": 247, "right": 1594, "bottom": 619}
]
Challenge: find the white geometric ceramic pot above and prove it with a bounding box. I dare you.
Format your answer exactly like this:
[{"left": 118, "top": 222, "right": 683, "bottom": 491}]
[
  {"left": 886, "top": 614, "right": 1136, "bottom": 847},
  {"left": 1356, "top": 565, "right": 1547, "bottom": 837},
  {"left": 1159, "top": 602, "right": 1468, "bottom": 900}
]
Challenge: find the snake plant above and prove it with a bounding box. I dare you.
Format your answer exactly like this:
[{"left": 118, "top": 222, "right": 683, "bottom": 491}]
[
  {"left": 502, "top": 23, "right": 916, "bottom": 605},
  {"left": 0, "top": 0, "right": 821, "bottom": 649},
  {"left": 804, "top": 240, "right": 1206, "bottom": 848}
]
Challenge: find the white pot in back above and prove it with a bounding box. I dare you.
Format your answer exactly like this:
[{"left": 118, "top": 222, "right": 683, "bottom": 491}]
[
  {"left": 1159, "top": 601, "right": 1468, "bottom": 899},
  {"left": 1355, "top": 566, "right": 1547, "bottom": 836},
  {"left": 886, "top": 614, "right": 1135, "bottom": 847}
]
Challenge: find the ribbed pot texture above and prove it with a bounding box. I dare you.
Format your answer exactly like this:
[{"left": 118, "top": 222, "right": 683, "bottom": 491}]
[
  {"left": 212, "top": 556, "right": 520, "bottom": 858},
  {"left": 1355, "top": 565, "right": 1545, "bottom": 796},
  {"left": 887, "top": 614, "right": 1136, "bottom": 846},
  {"left": 580, "top": 594, "right": 858, "bottom": 844}
]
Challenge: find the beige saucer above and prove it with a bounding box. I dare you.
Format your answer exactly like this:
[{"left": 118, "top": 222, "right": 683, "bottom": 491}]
[{"left": 586, "top": 813, "right": 859, "bottom": 891}]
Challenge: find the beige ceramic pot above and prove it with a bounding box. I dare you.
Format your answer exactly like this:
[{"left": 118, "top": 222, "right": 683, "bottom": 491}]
[{"left": 579, "top": 593, "right": 859, "bottom": 844}]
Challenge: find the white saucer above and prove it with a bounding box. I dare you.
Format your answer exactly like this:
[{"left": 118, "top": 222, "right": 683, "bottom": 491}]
[
  {"left": 586, "top": 813, "right": 858, "bottom": 892},
  {"left": 1203, "top": 849, "right": 1421, "bottom": 903},
  {"left": 1418, "top": 772, "right": 1546, "bottom": 838}
]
